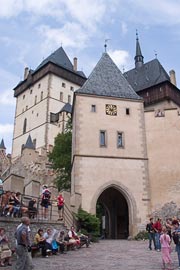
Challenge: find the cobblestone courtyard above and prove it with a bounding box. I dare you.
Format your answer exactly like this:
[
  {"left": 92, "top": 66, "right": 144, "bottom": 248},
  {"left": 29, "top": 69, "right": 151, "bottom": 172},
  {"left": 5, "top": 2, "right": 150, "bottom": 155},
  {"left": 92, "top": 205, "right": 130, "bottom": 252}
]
[{"left": 9, "top": 240, "right": 180, "bottom": 270}]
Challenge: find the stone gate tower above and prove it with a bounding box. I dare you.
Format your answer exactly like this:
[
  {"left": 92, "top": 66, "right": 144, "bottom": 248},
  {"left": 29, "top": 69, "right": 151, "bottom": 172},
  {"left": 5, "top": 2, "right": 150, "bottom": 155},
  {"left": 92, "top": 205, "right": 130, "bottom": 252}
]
[{"left": 71, "top": 53, "right": 150, "bottom": 238}]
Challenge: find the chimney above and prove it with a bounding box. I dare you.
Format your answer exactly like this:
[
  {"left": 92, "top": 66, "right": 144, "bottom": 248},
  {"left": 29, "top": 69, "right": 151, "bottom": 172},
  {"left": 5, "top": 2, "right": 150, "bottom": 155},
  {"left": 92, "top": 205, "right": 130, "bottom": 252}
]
[
  {"left": 169, "top": 69, "right": 177, "bottom": 86},
  {"left": 24, "top": 67, "right": 29, "bottom": 80},
  {"left": 73, "top": 57, "right": 77, "bottom": 72}
]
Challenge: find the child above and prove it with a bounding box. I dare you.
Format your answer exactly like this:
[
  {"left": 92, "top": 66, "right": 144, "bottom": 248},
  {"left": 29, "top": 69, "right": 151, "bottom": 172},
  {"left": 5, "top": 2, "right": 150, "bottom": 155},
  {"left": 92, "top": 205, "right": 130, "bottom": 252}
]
[{"left": 160, "top": 226, "right": 172, "bottom": 269}]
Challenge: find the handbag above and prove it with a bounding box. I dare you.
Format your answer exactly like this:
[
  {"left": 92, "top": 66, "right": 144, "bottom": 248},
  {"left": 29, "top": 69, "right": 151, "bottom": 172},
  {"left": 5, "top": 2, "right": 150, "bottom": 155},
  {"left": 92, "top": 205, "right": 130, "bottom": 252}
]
[{"left": 52, "top": 240, "right": 58, "bottom": 250}]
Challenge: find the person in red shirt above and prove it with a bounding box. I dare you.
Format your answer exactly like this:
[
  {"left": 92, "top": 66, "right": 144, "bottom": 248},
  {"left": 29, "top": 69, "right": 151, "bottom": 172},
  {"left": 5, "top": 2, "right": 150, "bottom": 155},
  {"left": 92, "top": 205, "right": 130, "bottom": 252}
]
[
  {"left": 57, "top": 193, "right": 65, "bottom": 221},
  {"left": 153, "top": 218, "right": 162, "bottom": 251}
]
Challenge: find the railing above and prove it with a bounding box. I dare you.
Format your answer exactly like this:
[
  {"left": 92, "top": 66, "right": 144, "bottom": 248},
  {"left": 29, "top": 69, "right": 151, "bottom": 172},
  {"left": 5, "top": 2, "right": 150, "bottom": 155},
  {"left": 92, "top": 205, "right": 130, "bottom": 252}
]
[{"left": 0, "top": 191, "right": 76, "bottom": 228}]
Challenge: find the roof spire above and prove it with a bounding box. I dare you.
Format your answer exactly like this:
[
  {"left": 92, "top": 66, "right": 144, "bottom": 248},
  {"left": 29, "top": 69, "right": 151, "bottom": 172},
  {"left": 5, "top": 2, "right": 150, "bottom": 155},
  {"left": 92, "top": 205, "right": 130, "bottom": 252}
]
[
  {"left": 0, "top": 139, "right": 6, "bottom": 150},
  {"left": 134, "top": 30, "right": 144, "bottom": 68},
  {"left": 23, "top": 135, "right": 35, "bottom": 150}
]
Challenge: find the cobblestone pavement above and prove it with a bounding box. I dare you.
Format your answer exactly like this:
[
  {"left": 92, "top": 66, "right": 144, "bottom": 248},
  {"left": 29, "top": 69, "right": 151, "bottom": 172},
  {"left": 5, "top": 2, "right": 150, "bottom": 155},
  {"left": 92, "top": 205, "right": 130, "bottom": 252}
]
[{"left": 8, "top": 240, "right": 180, "bottom": 270}]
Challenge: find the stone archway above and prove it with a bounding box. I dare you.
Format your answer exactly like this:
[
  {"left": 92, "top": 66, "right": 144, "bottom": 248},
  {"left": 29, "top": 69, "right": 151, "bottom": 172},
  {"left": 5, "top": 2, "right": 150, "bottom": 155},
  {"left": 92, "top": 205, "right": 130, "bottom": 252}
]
[{"left": 97, "top": 187, "right": 129, "bottom": 239}]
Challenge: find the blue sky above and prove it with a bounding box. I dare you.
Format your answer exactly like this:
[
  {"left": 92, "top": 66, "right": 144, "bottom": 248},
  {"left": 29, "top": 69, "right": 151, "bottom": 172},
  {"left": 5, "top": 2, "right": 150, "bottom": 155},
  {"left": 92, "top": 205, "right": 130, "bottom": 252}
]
[{"left": 1, "top": 0, "right": 180, "bottom": 154}]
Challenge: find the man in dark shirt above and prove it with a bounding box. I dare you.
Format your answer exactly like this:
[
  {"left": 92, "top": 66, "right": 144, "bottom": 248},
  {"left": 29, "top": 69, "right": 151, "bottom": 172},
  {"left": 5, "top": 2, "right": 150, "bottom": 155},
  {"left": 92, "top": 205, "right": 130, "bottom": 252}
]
[
  {"left": 14, "top": 217, "right": 33, "bottom": 270},
  {"left": 146, "top": 217, "right": 156, "bottom": 250}
]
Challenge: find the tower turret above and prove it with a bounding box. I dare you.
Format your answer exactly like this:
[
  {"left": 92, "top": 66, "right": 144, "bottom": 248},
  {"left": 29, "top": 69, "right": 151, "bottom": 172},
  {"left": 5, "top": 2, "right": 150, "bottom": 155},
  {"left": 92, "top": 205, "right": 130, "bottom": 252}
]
[{"left": 134, "top": 31, "right": 144, "bottom": 69}]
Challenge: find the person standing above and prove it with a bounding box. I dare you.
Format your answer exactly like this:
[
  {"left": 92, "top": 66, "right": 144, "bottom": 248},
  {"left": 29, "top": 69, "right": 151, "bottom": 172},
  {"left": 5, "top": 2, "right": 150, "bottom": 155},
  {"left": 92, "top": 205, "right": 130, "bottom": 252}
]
[
  {"left": 146, "top": 218, "right": 156, "bottom": 250},
  {"left": 40, "top": 185, "right": 51, "bottom": 220},
  {"left": 14, "top": 217, "right": 33, "bottom": 270},
  {"left": 172, "top": 220, "right": 180, "bottom": 269},
  {"left": 57, "top": 193, "right": 65, "bottom": 221},
  {"left": 154, "top": 218, "right": 162, "bottom": 251},
  {"left": 160, "top": 227, "right": 172, "bottom": 269}
]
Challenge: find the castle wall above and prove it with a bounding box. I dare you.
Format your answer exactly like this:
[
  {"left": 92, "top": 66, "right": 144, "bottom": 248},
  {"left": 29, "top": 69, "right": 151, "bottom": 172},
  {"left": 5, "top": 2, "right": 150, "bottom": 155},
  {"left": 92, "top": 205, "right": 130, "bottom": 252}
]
[{"left": 145, "top": 107, "right": 180, "bottom": 213}]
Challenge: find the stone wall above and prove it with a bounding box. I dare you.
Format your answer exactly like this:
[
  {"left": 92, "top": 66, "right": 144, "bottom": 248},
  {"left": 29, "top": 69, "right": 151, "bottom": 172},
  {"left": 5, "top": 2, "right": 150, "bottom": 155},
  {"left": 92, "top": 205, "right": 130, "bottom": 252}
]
[{"left": 0, "top": 218, "right": 66, "bottom": 249}]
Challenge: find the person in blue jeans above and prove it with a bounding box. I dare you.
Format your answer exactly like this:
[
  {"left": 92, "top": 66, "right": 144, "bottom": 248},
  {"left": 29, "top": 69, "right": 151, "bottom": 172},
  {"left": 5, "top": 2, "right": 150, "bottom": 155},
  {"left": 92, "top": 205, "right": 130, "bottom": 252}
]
[
  {"left": 154, "top": 218, "right": 162, "bottom": 251},
  {"left": 172, "top": 219, "right": 180, "bottom": 269},
  {"left": 146, "top": 218, "right": 156, "bottom": 250}
]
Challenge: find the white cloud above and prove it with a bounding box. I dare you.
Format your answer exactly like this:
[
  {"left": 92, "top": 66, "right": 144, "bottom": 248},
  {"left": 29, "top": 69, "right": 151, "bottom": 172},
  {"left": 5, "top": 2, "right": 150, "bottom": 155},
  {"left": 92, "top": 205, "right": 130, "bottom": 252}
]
[
  {"left": 0, "top": 124, "right": 13, "bottom": 136},
  {"left": 38, "top": 23, "right": 90, "bottom": 53},
  {"left": 109, "top": 49, "right": 133, "bottom": 71},
  {"left": 121, "top": 22, "right": 128, "bottom": 35},
  {"left": 0, "top": 90, "right": 15, "bottom": 106}
]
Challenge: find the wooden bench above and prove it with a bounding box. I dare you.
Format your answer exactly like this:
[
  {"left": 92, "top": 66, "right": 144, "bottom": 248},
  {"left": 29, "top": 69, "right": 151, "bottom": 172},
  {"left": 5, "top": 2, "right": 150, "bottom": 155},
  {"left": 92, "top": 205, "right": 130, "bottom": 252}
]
[{"left": 31, "top": 245, "right": 40, "bottom": 258}]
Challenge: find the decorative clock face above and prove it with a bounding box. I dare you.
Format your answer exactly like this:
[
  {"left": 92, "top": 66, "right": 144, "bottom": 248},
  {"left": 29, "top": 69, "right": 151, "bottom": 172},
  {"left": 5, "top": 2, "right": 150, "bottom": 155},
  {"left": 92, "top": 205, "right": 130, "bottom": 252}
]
[{"left": 105, "top": 104, "right": 117, "bottom": 116}]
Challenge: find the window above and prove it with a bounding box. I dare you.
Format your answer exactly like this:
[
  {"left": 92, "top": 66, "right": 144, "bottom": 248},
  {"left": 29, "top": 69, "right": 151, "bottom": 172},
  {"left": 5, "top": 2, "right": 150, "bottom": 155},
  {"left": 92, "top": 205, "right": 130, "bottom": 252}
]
[
  {"left": 33, "top": 139, "right": 36, "bottom": 148},
  {"left": 26, "top": 105, "right": 28, "bottom": 110},
  {"left": 38, "top": 83, "right": 41, "bottom": 88},
  {"left": 117, "top": 132, "right": 123, "bottom": 148},
  {"left": 41, "top": 91, "right": 43, "bottom": 101},
  {"left": 30, "top": 89, "right": 33, "bottom": 94},
  {"left": 70, "top": 86, "right": 74, "bottom": 91},
  {"left": 23, "top": 118, "right": 27, "bottom": 134},
  {"left": 34, "top": 95, "right": 37, "bottom": 104},
  {"left": 60, "top": 92, "right": 63, "bottom": 102},
  {"left": 23, "top": 95, "right": 25, "bottom": 99},
  {"left": 100, "top": 130, "right": 106, "bottom": 147},
  {"left": 91, "top": 105, "right": 96, "bottom": 112},
  {"left": 68, "top": 95, "right": 71, "bottom": 103},
  {"left": 126, "top": 108, "right": 130, "bottom": 115},
  {"left": 62, "top": 82, "right": 66, "bottom": 88}
]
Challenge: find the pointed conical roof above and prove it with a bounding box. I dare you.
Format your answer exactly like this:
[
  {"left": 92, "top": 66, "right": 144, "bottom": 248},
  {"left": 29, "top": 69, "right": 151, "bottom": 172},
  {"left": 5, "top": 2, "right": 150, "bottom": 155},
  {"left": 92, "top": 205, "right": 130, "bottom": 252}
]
[
  {"left": 76, "top": 53, "right": 141, "bottom": 100},
  {"left": 0, "top": 139, "right": 6, "bottom": 150},
  {"left": 134, "top": 33, "right": 144, "bottom": 68},
  {"left": 36, "top": 47, "right": 74, "bottom": 72},
  {"left": 23, "top": 135, "right": 35, "bottom": 150},
  {"left": 60, "top": 103, "right": 72, "bottom": 113}
]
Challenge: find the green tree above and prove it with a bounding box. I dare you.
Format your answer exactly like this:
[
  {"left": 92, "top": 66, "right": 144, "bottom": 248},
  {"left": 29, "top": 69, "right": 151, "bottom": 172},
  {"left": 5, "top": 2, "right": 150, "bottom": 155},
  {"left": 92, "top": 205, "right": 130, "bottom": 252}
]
[{"left": 49, "top": 118, "right": 72, "bottom": 191}]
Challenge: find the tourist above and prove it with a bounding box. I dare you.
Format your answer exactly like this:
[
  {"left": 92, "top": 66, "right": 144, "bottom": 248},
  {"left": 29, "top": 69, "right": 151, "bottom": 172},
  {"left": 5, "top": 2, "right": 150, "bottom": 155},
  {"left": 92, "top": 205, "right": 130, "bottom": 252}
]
[
  {"left": 0, "top": 228, "right": 12, "bottom": 267},
  {"left": 28, "top": 198, "right": 37, "bottom": 219},
  {"left": 34, "top": 229, "right": 48, "bottom": 257},
  {"left": 172, "top": 220, "right": 180, "bottom": 269},
  {"left": 14, "top": 217, "right": 33, "bottom": 270},
  {"left": 146, "top": 217, "right": 156, "bottom": 250},
  {"left": 40, "top": 185, "right": 51, "bottom": 220},
  {"left": 160, "top": 226, "right": 172, "bottom": 269},
  {"left": 56, "top": 230, "right": 67, "bottom": 254},
  {"left": 57, "top": 193, "right": 65, "bottom": 221},
  {"left": 154, "top": 218, "right": 162, "bottom": 251},
  {"left": 68, "top": 226, "right": 80, "bottom": 249},
  {"left": 43, "top": 228, "right": 53, "bottom": 253}
]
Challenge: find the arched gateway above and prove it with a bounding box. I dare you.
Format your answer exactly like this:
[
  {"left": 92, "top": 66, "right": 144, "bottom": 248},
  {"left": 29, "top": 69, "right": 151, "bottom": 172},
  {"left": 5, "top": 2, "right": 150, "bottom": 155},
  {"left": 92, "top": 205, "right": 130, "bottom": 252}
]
[{"left": 97, "top": 186, "right": 129, "bottom": 239}]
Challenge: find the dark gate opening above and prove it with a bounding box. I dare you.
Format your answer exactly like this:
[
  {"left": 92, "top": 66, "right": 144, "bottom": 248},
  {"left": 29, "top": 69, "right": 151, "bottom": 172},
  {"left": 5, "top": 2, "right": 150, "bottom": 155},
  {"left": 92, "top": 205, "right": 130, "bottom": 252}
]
[{"left": 96, "top": 187, "right": 129, "bottom": 239}]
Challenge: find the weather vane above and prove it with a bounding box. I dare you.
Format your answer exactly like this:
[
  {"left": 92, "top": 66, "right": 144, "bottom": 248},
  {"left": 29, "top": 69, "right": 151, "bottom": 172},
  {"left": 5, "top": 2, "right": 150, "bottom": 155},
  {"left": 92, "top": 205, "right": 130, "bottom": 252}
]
[
  {"left": 154, "top": 50, "right": 157, "bottom": 59},
  {"left": 104, "top": 39, "right": 110, "bottom": 52}
]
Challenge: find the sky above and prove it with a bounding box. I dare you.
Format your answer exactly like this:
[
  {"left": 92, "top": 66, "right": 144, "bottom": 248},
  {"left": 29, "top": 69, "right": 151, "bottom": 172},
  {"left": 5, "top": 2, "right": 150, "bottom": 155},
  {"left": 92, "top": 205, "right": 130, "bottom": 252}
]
[{"left": 1, "top": 0, "right": 180, "bottom": 154}]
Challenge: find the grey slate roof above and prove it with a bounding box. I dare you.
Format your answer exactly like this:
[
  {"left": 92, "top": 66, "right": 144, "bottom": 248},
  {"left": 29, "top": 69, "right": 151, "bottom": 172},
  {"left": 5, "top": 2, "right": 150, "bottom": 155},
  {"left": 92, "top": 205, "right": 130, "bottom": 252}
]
[
  {"left": 60, "top": 103, "right": 72, "bottom": 113},
  {"left": 124, "top": 59, "right": 170, "bottom": 92},
  {"left": 23, "top": 135, "right": 35, "bottom": 150},
  {"left": 35, "top": 47, "right": 86, "bottom": 78},
  {"left": 76, "top": 53, "right": 141, "bottom": 100},
  {"left": 0, "top": 139, "right": 6, "bottom": 149}
]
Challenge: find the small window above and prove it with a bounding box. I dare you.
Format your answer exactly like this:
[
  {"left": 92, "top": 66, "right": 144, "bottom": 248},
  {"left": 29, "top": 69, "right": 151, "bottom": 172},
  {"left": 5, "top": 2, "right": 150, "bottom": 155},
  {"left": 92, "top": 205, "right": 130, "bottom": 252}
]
[
  {"left": 38, "top": 83, "right": 41, "bottom": 88},
  {"left": 100, "top": 130, "right": 106, "bottom": 147},
  {"left": 126, "top": 108, "right": 130, "bottom": 115},
  {"left": 62, "top": 82, "right": 66, "bottom": 88},
  {"left": 68, "top": 95, "right": 71, "bottom": 103},
  {"left": 91, "top": 105, "right": 96, "bottom": 112},
  {"left": 26, "top": 105, "right": 28, "bottom": 110},
  {"left": 30, "top": 89, "right": 33, "bottom": 94},
  {"left": 70, "top": 86, "right": 74, "bottom": 91},
  {"left": 23, "top": 95, "right": 25, "bottom": 99},
  {"left": 23, "top": 118, "right": 27, "bottom": 134},
  {"left": 34, "top": 95, "right": 37, "bottom": 104},
  {"left": 41, "top": 91, "right": 43, "bottom": 101},
  {"left": 60, "top": 92, "right": 63, "bottom": 102},
  {"left": 117, "top": 132, "right": 123, "bottom": 148},
  {"left": 33, "top": 139, "right": 36, "bottom": 148},
  {"left": 37, "top": 113, "right": 39, "bottom": 117}
]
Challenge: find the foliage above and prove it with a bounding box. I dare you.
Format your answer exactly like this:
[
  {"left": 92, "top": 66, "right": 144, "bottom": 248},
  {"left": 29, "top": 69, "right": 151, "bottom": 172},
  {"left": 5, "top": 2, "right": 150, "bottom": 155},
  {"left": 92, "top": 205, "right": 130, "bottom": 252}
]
[
  {"left": 49, "top": 117, "right": 72, "bottom": 191},
  {"left": 75, "top": 208, "right": 100, "bottom": 241},
  {"left": 134, "top": 230, "right": 148, "bottom": 240}
]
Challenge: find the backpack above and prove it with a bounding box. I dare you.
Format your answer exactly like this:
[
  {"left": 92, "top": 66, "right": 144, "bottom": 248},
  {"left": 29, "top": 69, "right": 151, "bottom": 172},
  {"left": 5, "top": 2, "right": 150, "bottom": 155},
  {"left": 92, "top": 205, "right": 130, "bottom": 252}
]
[
  {"left": 43, "top": 189, "right": 51, "bottom": 200},
  {"left": 172, "top": 232, "right": 180, "bottom": 245}
]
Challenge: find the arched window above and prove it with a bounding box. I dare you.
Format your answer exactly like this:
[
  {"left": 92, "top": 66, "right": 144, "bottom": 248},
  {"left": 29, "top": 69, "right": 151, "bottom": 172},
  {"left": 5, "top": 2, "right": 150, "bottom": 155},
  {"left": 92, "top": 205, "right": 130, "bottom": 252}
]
[{"left": 23, "top": 118, "right": 27, "bottom": 134}]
